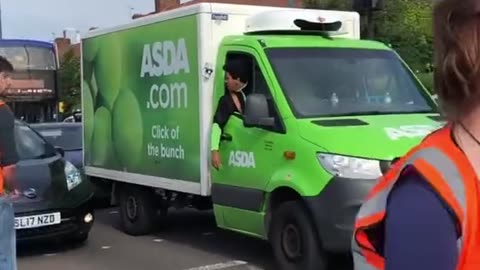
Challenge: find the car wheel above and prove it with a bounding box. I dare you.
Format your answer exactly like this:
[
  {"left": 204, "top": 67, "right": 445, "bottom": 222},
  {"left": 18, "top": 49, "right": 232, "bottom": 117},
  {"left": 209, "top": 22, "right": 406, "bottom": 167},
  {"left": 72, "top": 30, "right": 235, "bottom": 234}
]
[
  {"left": 119, "top": 185, "right": 156, "bottom": 236},
  {"left": 270, "top": 200, "right": 328, "bottom": 270},
  {"left": 71, "top": 232, "right": 89, "bottom": 244}
]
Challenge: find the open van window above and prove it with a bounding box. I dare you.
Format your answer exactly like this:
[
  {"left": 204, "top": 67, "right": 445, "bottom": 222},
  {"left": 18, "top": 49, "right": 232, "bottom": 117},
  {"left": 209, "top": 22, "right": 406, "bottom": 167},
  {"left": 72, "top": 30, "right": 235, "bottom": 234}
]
[{"left": 266, "top": 48, "right": 437, "bottom": 118}]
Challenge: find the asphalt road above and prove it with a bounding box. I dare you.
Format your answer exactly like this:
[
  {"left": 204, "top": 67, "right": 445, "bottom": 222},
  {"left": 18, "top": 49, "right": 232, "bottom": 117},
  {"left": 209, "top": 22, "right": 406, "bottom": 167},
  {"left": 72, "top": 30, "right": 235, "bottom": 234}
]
[{"left": 17, "top": 207, "right": 352, "bottom": 270}]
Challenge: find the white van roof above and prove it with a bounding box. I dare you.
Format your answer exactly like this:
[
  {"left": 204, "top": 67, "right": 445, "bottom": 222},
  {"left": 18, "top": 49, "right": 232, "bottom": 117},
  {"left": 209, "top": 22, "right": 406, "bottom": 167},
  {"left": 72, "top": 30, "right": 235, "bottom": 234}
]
[{"left": 83, "top": 2, "right": 360, "bottom": 40}]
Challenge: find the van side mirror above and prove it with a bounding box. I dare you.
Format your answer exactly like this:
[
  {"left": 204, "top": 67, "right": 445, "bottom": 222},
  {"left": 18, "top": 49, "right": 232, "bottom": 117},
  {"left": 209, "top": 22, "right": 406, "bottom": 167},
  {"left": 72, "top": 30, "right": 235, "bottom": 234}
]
[{"left": 243, "top": 93, "right": 275, "bottom": 128}]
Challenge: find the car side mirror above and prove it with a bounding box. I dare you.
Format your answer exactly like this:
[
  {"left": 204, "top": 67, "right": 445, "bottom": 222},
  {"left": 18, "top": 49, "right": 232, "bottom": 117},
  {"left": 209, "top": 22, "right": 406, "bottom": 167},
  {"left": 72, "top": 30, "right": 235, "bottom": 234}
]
[
  {"left": 243, "top": 93, "right": 275, "bottom": 128},
  {"left": 55, "top": 146, "right": 65, "bottom": 157}
]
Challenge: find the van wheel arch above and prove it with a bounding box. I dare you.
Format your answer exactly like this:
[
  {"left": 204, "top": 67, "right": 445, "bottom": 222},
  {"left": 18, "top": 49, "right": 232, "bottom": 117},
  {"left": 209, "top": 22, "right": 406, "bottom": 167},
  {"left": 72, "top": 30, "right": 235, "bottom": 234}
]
[{"left": 266, "top": 187, "right": 320, "bottom": 240}]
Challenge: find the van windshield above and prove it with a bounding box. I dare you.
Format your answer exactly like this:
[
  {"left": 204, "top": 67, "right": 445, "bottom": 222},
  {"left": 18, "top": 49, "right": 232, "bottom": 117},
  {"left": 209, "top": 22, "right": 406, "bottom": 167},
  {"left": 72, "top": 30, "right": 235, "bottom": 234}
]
[{"left": 266, "top": 48, "right": 436, "bottom": 118}]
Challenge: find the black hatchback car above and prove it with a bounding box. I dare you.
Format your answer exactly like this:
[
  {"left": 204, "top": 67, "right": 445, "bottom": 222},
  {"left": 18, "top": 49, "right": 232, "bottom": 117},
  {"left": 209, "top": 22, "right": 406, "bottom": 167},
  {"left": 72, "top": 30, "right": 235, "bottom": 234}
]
[
  {"left": 9, "top": 120, "right": 94, "bottom": 243},
  {"left": 31, "top": 122, "right": 112, "bottom": 205}
]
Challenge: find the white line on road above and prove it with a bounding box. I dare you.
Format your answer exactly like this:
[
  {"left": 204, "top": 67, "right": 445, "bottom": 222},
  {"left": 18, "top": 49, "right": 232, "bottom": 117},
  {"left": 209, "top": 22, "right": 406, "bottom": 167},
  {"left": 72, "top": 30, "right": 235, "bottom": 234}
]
[
  {"left": 101, "top": 246, "right": 112, "bottom": 250},
  {"left": 109, "top": 210, "right": 119, "bottom": 214},
  {"left": 246, "top": 265, "right": 265, "bottom": 270},
  {"left": 43, "top": 253, "right": 57, "bottom": 257},
  {"left": 183, "top": 260, "right": 249, "bottom": 270},
  {"left": 153, "top": 238, "right": 164, "bottom": 243}
]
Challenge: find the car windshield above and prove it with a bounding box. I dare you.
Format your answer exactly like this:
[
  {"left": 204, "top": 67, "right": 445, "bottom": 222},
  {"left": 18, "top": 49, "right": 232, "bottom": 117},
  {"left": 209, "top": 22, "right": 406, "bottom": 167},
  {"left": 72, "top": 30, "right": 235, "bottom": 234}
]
[
  {"left": 14, "top": 120, "right": 56, "bottom": 160},
  {"left": 265, "top": 47, "right": 437, "bottom": 118},
  {"left": 34, "top": 125, "right": 82, "bottom": 151}
]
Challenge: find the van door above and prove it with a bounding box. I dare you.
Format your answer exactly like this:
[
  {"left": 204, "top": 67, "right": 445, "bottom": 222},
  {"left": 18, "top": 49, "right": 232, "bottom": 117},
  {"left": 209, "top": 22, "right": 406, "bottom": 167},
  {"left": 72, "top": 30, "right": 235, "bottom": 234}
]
[{"left": 211, "top": 47, "right": 286, "bottom": 237}]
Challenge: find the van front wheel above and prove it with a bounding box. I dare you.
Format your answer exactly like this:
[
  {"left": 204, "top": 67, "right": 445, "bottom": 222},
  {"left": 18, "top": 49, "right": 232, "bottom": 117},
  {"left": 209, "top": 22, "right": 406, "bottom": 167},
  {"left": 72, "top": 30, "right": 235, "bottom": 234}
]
[{"left": 270, "top": 201, "right": 327, "bottom": 270}]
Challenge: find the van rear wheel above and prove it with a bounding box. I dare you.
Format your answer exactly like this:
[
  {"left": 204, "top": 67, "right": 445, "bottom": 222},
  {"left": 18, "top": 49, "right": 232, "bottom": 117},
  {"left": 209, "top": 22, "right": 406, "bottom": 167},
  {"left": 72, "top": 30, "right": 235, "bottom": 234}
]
[
  {"left": 119, "top": 185, "right": 156, "bottom": 236},
  {"left": 270, "top": 201, "right": 327, "bottom": 270}
]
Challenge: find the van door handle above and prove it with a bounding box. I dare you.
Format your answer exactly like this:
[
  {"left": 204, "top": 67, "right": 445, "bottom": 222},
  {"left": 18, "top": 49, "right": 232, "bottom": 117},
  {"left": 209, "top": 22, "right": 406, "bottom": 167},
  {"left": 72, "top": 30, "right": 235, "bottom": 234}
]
[{"left": 221, "top": 133, "right": 232, "bottom": 142}]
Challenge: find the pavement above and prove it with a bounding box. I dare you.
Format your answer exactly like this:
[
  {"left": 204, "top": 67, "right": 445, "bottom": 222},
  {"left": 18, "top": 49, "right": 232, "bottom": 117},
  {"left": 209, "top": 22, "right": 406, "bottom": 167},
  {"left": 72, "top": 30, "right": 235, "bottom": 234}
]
[{"left": 17, "top": 207, "right": 352, "bottom": 270}]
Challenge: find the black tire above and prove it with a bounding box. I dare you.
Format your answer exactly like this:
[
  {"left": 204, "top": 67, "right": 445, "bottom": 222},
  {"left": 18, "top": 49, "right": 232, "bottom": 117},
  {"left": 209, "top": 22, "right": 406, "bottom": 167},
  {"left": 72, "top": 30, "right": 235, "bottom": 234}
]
[
  {"left": 119, "top": 185, "right": 156, "bottom": 236},
  {"left": 270, "top": 200, "right": 328, "bottom": 270},
  {"left": 71, "top": 232, "right": 89, "bottom": 244}
]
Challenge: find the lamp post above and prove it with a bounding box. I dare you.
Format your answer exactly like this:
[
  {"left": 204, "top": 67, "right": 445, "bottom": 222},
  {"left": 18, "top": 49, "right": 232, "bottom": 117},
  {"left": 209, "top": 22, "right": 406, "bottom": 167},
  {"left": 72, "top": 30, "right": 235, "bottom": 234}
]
[
  {"left": 352, "top": 0, "right": 384, "bottom": 39},
  {"left": 0, "top": 0, "right": 3, "bottom": 39},
  {"left": 63, "top": 27, "right": 81, "bottom": 44}
]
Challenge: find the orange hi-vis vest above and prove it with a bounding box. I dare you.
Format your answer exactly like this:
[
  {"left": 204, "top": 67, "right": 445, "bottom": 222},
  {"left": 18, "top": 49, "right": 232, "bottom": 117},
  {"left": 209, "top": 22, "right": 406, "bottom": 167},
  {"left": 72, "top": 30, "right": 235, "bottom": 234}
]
[
  {"left": 352, "top": 123, "right": 480, "bottom": 270},
  {"left": 0, "top": 99, "right": 5, "bottom": 195}
]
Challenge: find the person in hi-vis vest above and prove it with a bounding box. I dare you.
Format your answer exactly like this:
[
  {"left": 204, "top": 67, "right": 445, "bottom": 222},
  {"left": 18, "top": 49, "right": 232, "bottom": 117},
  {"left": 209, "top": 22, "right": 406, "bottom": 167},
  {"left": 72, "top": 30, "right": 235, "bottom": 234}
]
[
  {"left": 0, "top": 55, "right": 19, "bottom": 270},
  {"left": 352, "top": 0, "right": 480, "bottom": 269}
]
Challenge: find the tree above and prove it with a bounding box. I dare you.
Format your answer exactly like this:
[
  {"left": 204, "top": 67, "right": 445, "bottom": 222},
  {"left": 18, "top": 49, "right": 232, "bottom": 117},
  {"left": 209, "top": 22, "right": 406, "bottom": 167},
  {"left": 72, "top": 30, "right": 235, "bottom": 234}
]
[
  {"left": 58, "top": 48, "right": 81, "bottom": 113},
  {"left": 303, "top": 0, "right": 351, "bottom": 10},
  {"left": 374, "top": 0, "right": 433, "bottom": 72},
  {"left": 303, "top": 0, "right": 433, "bottom": 73}
]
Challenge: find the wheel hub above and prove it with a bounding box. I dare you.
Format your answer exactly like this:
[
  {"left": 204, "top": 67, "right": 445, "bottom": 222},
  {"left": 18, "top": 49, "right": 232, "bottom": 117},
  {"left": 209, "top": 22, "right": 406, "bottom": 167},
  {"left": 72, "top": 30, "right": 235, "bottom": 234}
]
[
  {"left": 281, "top": 223, "right": 303, "bottom": 260},
  {"left": 126, "top": 195, "right": 138, "bottom": 221}
]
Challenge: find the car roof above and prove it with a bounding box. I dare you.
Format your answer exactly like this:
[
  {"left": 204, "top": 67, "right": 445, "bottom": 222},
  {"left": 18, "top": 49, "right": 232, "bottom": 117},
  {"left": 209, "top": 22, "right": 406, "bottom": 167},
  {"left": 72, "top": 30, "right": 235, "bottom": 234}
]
[{"left": 29, "top": 122, "right": 82, "bottom": 129}]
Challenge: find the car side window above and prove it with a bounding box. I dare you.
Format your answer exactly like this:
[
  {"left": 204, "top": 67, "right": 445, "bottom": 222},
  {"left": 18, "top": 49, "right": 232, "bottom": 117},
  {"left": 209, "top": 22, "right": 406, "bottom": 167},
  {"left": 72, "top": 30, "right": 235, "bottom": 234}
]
[{"left": 15, "top": 121, "right": 55, "bottom": 160}]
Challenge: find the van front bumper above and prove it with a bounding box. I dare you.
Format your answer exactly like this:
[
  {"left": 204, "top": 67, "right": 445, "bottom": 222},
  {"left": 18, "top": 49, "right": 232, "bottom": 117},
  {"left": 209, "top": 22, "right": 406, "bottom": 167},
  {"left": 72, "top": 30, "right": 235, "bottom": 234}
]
[{"left": 304, "top": 177, "right": 375, "bottom": 253}]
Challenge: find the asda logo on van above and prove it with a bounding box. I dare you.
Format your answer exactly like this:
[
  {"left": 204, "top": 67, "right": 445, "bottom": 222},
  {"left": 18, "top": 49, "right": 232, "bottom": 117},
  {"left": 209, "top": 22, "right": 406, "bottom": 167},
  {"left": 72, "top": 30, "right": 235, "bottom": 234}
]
[
  {"left": 384, "top": 124, "right": 443, "bottom": 140},
  {"left": 229, "top": 151, "right": 256, "bottom": 168},
  {"left": 140, "top": 38, "right": 190, "bottom": 110}
]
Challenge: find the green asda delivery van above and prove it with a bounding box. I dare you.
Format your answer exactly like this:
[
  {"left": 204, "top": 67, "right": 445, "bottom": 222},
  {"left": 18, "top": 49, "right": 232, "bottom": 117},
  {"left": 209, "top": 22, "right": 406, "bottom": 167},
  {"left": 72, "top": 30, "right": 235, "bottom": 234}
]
[{"left": 81, "top": 3, "right": 443, "bottom": 270}]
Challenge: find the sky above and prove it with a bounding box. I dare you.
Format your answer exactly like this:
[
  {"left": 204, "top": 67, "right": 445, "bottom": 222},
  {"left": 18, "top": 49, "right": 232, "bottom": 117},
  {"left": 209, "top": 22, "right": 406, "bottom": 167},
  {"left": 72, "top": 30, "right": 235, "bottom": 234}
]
[{"left": 2, "top": 0, "right": 154, "bottom": 42}]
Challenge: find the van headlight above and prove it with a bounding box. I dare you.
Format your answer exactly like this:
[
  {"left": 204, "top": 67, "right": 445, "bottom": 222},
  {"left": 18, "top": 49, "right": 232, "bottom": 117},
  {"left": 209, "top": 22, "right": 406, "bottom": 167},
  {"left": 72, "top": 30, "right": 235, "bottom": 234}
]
[
  {"left": 65, "top": 161, "right": 82, "bottom": 191},
  {"left": 317, "top": 153, "right": 382, "bottom": 179}
]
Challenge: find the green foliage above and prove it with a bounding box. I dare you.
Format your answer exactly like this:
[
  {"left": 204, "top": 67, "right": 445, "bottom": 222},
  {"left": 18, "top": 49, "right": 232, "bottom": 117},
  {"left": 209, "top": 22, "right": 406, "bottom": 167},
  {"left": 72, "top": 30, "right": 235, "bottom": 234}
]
[
  {"left": 303, "top": 0, "right": 351, "bottom": 10},
  {"left": 303, "top": 0, "right": 434, "bottom": 73},
  {"left": 58, "top": 48, "right": 81, "bottom": 113},
  {"left": 416, "top": 72, "right": 434, "bottom": 93},
  {"left": 374, "top": 0, "right": 433, "bottom": 72}
]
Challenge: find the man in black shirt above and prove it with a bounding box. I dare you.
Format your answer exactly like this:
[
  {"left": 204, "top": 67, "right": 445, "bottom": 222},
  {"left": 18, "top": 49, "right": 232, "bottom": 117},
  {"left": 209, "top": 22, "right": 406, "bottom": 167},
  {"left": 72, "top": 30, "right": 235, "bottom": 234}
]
[
  {"left": 211, "top": 59, "right": 249, "bottom": 170},
  {"left": 0, "top": 56, "right": 17, "bottom": 191},
  {"left": 0, "top": 55, "right": 18, "bottom": 270}
]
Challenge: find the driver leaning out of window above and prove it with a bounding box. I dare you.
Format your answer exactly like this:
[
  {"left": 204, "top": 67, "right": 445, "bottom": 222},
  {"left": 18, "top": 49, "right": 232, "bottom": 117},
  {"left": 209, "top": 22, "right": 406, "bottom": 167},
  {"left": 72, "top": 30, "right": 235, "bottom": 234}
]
[{"left": 210, "top": 59, "right": 250, "bottom": 170}]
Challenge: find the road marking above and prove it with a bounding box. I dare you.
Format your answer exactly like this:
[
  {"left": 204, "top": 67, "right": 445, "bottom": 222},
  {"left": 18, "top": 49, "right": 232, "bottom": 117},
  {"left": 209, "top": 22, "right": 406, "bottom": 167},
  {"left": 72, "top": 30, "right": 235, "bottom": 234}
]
[
  {"left": 246, "top": 266, "right": 264, "bottom": 270},
  {"left": 153, "top": 238, "right": 164, "bottom": 243},
  {"left": 109, "top": 210, "right": 119, "bottom": 214},
  {"left": 101, "top": 246, "right": 112, "bottom": 250},
  {"left": 184, "top": 260, "right": 248, "bottom": 270},
  {"left": 43, "top": 253, "right": 57, "bottom": 257}
]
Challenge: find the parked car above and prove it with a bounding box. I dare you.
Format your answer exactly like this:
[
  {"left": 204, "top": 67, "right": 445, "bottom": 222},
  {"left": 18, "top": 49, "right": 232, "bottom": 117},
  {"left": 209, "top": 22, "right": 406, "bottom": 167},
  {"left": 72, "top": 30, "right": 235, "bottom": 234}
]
[
  {"left": 9, "top": 119, "right": 94, "bottom": 244},
  {"left": 30, "top": 122, "right": 83, "bottom": 169},
  {"left": 31, "top": 121, "right": 112, "bottom": 206},
  {"left": 62, "top": 111, "right": 82, "bottom": 123}
]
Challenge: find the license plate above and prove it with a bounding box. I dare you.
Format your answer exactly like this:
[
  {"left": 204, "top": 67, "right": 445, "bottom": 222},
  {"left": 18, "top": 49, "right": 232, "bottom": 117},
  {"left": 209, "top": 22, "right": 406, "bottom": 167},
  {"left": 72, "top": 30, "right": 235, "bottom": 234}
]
[{"left": 14, "top": 212, "right": 61, "bottom": 230}]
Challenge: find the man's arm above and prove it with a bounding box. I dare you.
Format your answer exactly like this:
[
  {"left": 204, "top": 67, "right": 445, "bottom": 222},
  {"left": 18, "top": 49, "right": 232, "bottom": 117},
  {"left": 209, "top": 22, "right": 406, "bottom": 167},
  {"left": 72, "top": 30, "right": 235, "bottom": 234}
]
[
  {"left": 0, "top": 107, "right": 18, "bottom": 167},
  {"left": 0, "top": 106, "right": 19, "bottom": 192},
  {"left": 211, "top": 96, "right": 231, "bottom": 151}
]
